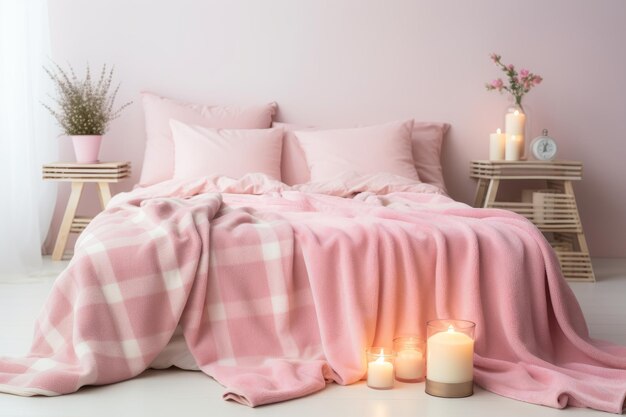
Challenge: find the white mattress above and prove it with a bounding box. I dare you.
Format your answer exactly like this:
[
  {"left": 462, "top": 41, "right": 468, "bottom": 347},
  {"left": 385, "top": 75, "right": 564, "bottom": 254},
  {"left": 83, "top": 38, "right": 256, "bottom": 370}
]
[{"left": 149, "top": 326, "right": 199, "bottom": 371}]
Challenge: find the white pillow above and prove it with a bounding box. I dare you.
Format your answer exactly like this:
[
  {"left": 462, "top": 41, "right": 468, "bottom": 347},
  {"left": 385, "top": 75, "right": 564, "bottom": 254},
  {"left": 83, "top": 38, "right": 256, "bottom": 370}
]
[
  {"left": 294, "top": 120, "right": 419, "bottom": 183},
  {"left": 170, "top": 120, "right": 283, "bottom": 181}
]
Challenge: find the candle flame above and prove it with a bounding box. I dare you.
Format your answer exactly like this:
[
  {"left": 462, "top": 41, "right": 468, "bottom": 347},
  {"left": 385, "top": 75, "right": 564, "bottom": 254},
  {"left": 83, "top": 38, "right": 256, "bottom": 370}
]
[
  {"left": 447, "top": 325, "right": 455, "bottom": 333},
  {"left": 514, "top": 110, "right": 520, "bottom": 116},
  {"left": 376, "top": 351, "right": 386, "bottom": 363},
  {"left": 496, "top": 128, "right": 501, "bottom": 134}
]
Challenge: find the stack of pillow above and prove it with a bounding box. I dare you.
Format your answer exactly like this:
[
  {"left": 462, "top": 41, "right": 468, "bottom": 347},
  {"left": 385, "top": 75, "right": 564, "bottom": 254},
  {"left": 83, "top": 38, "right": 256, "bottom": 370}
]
[{"left": 139, "top": 92, "right": 450, "bottom": 192}]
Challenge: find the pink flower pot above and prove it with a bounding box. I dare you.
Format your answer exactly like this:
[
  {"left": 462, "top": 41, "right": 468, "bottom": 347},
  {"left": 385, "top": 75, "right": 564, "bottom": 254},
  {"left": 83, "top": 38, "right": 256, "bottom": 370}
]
[{"left": 71, "top": 135, "right": 102, "bottom": 163}]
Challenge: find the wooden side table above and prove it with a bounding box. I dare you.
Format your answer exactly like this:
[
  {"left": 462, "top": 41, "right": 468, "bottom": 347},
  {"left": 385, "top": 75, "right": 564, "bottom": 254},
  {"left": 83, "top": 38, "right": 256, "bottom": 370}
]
[
  {"left": 43, "top": 161, "right": 131, "bottom": 260},
  {"left": 470, "top": 160, "right": 595, "bottom": 282}
]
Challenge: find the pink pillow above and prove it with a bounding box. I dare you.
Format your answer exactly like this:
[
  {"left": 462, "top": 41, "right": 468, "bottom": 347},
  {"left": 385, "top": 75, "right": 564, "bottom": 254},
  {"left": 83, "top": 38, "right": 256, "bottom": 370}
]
[
  {"left": 275, "top": 121, "right": 449, "bottom": 190},
  {"left": 139, "top": 92, "right": 277, "bottom": 186},
  {"left": 273, "top": 122, "right": 312, "bottom": 185},
  {"left": 170, "top": 120, "right": 283, "bottom": 181},
  {"left": 410, "top": 122, "right": 450, "bottom": 192},
  {"left": 294, "top": 120, "right": 419, "bottom": 183}
]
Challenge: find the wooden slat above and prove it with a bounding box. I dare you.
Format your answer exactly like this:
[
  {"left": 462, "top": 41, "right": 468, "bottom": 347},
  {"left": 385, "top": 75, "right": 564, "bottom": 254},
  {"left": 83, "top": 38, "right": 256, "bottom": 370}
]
[
  {"left": 43, "top": 171, "right": 130, "bottom": 179},
  {"left": 43, "top": 161, "right": 131, "bottom": 183},
  {"left": 43, "top": 161, "right": 130, "bottom": 181},
  {"left": 43, "top": 168, "right": 130, "bottom": 174},
  {"left": 490, "top": 190, "right": 582, "bottom": 233},
  {"left": 43, "top": 177, "right": 130, "bottom": 183},
  {"left": 43, "top": 161, "right": 129, "bottom": 169},
  {"left": 44, "top": 173, "right": 130, "bottom": 179},
  {"left": 470, "top": 160, "right": 582, "bottom": 181},
  {"left": 554, "top": 250, "right": 595, "bottom": 282},
  {"left": 70, "top": 216, "right": 92, "bottom": 233},
  {"left": 72, "top": 217, "right": 92, "bottom": 224}
]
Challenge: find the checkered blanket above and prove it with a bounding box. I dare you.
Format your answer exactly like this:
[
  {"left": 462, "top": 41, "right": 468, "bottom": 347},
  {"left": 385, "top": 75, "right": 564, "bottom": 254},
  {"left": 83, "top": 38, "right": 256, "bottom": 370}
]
[{"left": 2, "top": 174, "right": 626, "bottom": 413}]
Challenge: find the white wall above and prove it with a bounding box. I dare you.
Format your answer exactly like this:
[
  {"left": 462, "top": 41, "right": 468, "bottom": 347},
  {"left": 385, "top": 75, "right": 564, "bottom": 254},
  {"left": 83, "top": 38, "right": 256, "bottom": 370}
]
[{"left": 47, "top": 0, "right": 626, "bottom": 256}]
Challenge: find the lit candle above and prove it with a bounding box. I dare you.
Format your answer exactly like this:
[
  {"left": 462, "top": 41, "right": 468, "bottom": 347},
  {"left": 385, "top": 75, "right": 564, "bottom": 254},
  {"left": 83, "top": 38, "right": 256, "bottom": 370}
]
[
  {"left": 505, "top": 109, "right": 526, "bottom": 135},
  {"left": 367, "top": 348, "right": 394, "bottom": 389},
  {"left": 505, "top": 134, "right": 522, "bottom": 161},
  {"left": 425, "top": 320, "right": 475, "bottom": 398},
  {"left": 393, "top": 336, "right": 425, "bottom": 382},
  {"left": 505, "top": 109, "right": 526, "bottom": 159},
  {"left": 489, "top": 128, "right": 506, "bottom": 160},
  {"left": 427, "top": 326, "right": 474, "bottom": 383}
]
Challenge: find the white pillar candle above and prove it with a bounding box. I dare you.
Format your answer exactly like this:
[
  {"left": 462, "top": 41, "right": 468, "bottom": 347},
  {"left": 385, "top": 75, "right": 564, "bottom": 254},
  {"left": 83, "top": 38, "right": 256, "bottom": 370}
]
[
  {"left": 395, "top": 349, "right": 425, "bottom": 381},
  {"left": 505, "top": 109, "right": 526, "bottom": 135},
  {"left": 505, "top": 109, "right": 526, "bottom": 159},
  {"left": 367, "top": 349, "right": 394, "bottom": 389},
  {"left": 426, "top": 325, "right": 474, "bottom": 384},
  {"left": 505, "top": 134, "right": 522, "bottom": 161},
  {"left": 489, "top": 128, "right": 506, "bottom": 160}
]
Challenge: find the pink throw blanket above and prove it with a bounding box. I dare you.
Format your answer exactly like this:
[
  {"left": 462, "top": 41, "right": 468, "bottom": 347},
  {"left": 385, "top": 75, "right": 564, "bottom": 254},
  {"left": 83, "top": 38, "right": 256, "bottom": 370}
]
[{"left": 1, "top": 174, "right": 626, "bottom": 413}]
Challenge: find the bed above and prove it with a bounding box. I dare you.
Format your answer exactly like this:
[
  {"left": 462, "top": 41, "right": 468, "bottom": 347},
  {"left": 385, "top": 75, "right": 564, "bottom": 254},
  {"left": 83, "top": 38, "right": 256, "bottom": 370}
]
[{"left": 1, "top": 93, "right": 626, "bottom": 414}]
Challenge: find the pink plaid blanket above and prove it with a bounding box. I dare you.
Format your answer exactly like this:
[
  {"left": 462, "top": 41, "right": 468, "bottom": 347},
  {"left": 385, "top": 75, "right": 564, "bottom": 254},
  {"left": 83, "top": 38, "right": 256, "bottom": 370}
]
[{"left": 2, "top": 174, "right": 626, "bottom": 413}]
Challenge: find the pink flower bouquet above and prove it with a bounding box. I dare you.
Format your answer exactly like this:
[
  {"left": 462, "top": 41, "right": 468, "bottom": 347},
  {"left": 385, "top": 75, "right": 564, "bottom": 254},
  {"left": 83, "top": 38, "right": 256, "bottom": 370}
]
[{"left": 485, "top": 53, "right": 542, "bottom": 110}]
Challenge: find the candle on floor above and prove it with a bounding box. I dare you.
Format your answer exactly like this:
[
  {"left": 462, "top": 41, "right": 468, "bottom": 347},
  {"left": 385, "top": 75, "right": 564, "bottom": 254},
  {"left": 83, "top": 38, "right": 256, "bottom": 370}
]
[
  {"left": 425, "top": 319, "right": 476, "bottom": 398},
  {"left": 367, "top": 347, "right": 394, "bottom": 389},
  {"left": 505, "top": 134, "right": 523, "bottom": 161},
  {"left": 393, "top": 336, "right": 425, "bottom": 382},
  {"left": 489, "top": 128, "right": 506, "bottom": 160}
]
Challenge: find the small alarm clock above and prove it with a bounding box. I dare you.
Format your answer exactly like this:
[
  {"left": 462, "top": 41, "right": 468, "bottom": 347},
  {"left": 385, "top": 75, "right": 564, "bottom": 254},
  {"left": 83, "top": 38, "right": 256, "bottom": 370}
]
[{"left": 530, "top": 129, "right": 558, "bottom": 160}]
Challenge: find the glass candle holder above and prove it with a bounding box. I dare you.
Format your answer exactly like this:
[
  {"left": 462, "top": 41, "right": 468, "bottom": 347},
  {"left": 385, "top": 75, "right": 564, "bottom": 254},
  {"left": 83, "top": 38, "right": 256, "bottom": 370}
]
[
  {"left": 366, "top": 347, "right": 394, "bottom": 389},
  {"left": 393, "top": 336, "right": 425, "bottom": 382},
  {"left": 425, "top": 319, "right": 476, "bottom": 398}
]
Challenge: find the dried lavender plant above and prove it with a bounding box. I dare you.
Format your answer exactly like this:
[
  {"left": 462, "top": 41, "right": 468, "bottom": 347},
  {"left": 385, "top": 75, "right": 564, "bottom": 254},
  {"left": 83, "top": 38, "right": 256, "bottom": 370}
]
[{"left": 42, "top": 62, "right": 132, "bottom": 135}]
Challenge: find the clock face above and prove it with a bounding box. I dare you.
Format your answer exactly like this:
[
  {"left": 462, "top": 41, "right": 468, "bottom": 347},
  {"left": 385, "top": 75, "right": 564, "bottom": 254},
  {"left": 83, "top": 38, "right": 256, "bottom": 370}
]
[{"left": 531, "top": 137, "right": 557, "bottom": 160}]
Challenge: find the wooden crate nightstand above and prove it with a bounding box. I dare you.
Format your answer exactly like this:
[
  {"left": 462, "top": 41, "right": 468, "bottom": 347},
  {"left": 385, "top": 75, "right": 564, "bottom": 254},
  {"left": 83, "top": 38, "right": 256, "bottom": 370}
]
[
  {"left": 470, "top": 160, "right": 595, "bottom": 282},
  {"left": 43, "top": 161, "right": 131, "bottom": 260}
]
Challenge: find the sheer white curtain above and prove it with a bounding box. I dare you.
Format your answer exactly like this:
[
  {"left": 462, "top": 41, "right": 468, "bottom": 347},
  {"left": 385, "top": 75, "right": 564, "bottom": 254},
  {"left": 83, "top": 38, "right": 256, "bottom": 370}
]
[{"left": 0, "top": 0, "right": 57, "bottom": 280}]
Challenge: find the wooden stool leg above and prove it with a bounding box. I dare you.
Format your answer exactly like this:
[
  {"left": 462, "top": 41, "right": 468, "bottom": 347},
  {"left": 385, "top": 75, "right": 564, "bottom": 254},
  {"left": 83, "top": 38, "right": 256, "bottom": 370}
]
[
  {"left": 52, "top": 181, "right": 84, "bottom": 261},
  {"left": 562, "top": 180, "right": 595, "bottom": 282},
  {"left": 97, "top": 182, "right": 112, "bottom": 209},
  {"left": 483, "top": 179, "right": 500, "bottom": 208},
  {"left": 563, "top": 181, "right": 591, "bottom": 252},
  {"left": 473, "top": 179, "right": 489, "bottom": 208}
]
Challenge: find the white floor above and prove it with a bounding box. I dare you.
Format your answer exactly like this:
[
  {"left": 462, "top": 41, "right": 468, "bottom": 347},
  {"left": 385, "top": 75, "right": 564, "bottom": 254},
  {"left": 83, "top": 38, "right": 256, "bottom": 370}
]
[{"left": 1, "top": 258, "right": 625, "bottom": 417}]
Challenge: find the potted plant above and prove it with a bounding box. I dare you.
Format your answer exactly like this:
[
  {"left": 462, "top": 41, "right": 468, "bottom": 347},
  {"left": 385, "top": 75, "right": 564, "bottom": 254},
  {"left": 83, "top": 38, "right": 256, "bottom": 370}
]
[{"left": 42, "top": 63, "right": 132, "bottom": 163}]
